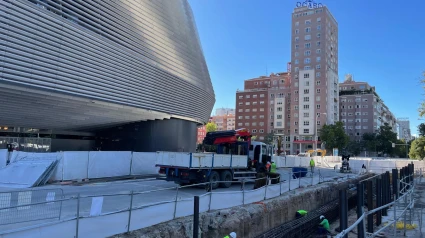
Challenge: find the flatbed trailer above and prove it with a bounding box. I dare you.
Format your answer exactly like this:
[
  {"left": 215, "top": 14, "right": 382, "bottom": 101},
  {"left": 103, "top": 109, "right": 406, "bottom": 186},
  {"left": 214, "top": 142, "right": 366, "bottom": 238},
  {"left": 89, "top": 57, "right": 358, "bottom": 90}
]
[{"left": 156, "top": 151, "right": 257, "bottom": 189}]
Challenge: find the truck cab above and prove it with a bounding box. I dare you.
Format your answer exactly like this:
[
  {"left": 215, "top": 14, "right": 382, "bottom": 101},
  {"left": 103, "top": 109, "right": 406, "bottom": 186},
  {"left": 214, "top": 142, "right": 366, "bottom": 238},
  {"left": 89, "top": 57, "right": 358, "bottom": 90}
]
[{"left": 249, "top": 141, "right": 272, "bottom": 172}]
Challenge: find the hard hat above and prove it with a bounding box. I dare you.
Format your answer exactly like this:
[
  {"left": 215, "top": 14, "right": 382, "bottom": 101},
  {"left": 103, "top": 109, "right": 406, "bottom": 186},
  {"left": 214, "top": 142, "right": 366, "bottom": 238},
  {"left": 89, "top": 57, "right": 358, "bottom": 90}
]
[
  {"left": 320, "top": 215, "right": 325, "bottom": 220},
  {"left": 229, "top": 232, "right": 237, "bottom": 238}
]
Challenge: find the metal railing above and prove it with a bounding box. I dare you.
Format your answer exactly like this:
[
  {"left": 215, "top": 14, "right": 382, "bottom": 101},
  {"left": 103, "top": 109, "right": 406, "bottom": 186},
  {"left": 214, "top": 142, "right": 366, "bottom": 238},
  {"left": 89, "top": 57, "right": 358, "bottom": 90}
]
[
  {"left": 335, "top": 166, "right": 418, "bottom": 238},
  {"left": 0, "top": 168, "right": 349, "bottom": 237}
]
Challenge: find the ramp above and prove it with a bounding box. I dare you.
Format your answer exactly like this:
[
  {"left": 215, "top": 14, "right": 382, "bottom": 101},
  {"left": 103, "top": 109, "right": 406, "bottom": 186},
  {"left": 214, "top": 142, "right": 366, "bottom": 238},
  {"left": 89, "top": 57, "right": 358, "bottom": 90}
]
[{"left": 0, "top": 158, "right": 58, "bottom": 188}]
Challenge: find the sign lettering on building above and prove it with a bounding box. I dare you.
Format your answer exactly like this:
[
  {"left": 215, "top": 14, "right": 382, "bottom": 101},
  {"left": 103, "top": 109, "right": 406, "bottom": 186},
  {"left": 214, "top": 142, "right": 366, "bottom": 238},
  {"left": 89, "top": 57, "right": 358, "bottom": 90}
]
[{"left": 296, "top": 0, "right": 323, "bottom": 9}]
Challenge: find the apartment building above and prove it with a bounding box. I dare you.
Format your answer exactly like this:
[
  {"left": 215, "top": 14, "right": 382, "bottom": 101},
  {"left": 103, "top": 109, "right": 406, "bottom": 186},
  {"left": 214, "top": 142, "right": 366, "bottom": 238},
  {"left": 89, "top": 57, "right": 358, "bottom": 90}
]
[
  {"left": 235, "top": 72, "right": 291, "bottom": 145},
  {"left": 397, "top": 118, "right": 412, "bottom": 141},
  {"left": 210, "top": 114, "right": 236, "bottom": 131},
  {"left": 197, "top": 125, "right": 206, "bottom": 144},
  {"left": 215, "top": 108, "right": 236, "bottom": 117},
  {"left": 339, "top": 75, "right": 397, "bottom": 141},
  {"left": 290, "top": 5, "right": 339, "bottom": 154}
]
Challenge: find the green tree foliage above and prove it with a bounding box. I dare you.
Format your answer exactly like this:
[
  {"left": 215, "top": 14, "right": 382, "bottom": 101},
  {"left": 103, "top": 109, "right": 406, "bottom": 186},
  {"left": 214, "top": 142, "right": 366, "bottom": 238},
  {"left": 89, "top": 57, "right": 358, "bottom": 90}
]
[
  {"left": 251, "top": 135, "right": 258, "bottom": 141},
  {"left": 346, "top": 140, "right": 362, "bottom": 156},
  {"left": 409, "top": 137, "right": 425, "bottom": 160},
  {"left": 393, "top": 139, "right": 411, "bottom": 158},
  {"left": 263, "top": 133, "right": 274, "bottom": 145},
  {"left": 319, "top": 121, "right": 349, "bottom": 151},
  {"left": 205, "top": 122, "right": 217, "bottom": 132},
  {"left": 362, "top": 133, "right": 377, "bottom": 153},
  {"left": 418, "top": 123, "right": 425, "bottom": 137},
  {"left": 376, "top": 123, "right": 398, "bottom": 156}
]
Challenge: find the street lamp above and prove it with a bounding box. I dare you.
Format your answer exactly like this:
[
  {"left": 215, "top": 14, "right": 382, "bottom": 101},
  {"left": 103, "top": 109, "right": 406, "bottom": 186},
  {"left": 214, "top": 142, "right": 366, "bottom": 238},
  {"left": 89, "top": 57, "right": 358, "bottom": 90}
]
[{"left": 314, "top": 113, "right": 327, "bottom": 152}]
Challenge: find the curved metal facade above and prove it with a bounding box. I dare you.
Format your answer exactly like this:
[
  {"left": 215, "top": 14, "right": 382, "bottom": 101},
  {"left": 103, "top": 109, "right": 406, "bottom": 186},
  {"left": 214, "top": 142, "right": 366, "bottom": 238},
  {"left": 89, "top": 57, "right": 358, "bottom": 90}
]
[{"left": 0, "top": 0, "right": 215, "bottom": 130}]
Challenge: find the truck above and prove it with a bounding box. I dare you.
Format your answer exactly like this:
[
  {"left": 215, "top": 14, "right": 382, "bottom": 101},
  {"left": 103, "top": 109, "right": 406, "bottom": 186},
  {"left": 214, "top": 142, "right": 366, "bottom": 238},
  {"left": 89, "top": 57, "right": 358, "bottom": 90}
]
[{"left": 156, "top": 128, "right": 273, "bottom": 190}]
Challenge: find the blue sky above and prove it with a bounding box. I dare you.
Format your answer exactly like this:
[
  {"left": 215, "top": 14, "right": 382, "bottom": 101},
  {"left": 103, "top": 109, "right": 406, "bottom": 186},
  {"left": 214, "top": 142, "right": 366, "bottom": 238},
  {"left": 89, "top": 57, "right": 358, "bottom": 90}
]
[{"left": 188, "top": 0, "right": 425, "bottom": 134}]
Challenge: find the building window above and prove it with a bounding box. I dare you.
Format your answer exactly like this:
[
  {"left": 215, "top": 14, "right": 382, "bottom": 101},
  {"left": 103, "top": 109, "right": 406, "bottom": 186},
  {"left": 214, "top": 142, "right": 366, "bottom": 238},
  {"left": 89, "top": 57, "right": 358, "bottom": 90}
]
[
  {"left": 245, "top": 116, "right": 250, "bottom": 119},
  {"left": 295, "top": 29, "right": 299, "bottom": 34},
  {"left": 316, "top": 72, "right": 321, "bottom": 77},
  {"left": 304, "top": 73, "right": 310, "bottom": 78},
  {"left": 238, "top": 123, "right": 242, "bottom": 126},
  {"left": 295, "top": 98, "right": 298, "bottom": 102},
  {"left": 295, "top": 21, "right": 299, "bottom": 26},
  {"left": 253, "top": 95, "right": 257, "bottom": 98},
  {"left": 260, "top": 94, "right": 265, "bottom": 98},
  {"left": 305, "top": 43, "right": 311, "bottom": 48},
  {"left": 252, "top": 129, "right": 257, "bottom": 133},
  {"left": 317, "top": 33, "right": 321, "bottom": 38},
  {"left": 316, "top": 49, "right": 321, "bottom": 54},
  {"left": 306, "top": 27, "right": 311, "bottom": 33},
  {"left": 295, "top": 90, "right": 299, "bottom": 94},
  {"left": 260, "top": 108, "right": 264, "bottom": 112},
  {"left": 303, "top": 121, "right": 309, "bottom": 126},
  {"left": 238, "top": 109, "right": 243, "bottom": 112},
  {"left": 295, "top": 37, "right": 299, "bottom": 42},
  {"left": 277, "top": 114, "right": 282, "bottom": 119},
  {"left": 316, "top": 89, "right": 321, "bottom": 93},
  {"left": 253, "top": 109, "right": 257, "bottom": 112},
  {"left": 316, "top": 104, "right": 320, "bottom": 109},
  {"left": 252, "top": 115, "right": 257, "bottom": 119},
  {"left": 295, "top": 129, "right": 298, "bottom": 134},
  {"left": 317, "top": 120, "right": 321, "bottom": 125},
  {"left": 252, "top": 122, "right": 257, "bottom": 126},
  {"left": 305, "top": 35, "right": 311, "bottom": 40},
  {"left": 259, "top": 129, "right": 264, "bottom": 133},
  {"left": 238, "top": 102, "right": 243, "bottom": 105},
  {"left": 303, "top": 105, "right": 309, "bottom": 109},
  {"left": 304, "top": 58, "right": 311, "bottom": 64},
  {"left": 238, "top": 95, "right": 243, "bottom": 99},
  {"left": 304, "top": 50, "right": 311, "bottom": 56},
  {"left": 316, "top": 80, "right": 321, "bottom": 85},
  {"left": 362, "top": 105, "right": 368, "bottom": 108},
  {"left": 316, "top": 96, "right": 321, "bottom": 101},
  {"left": 305, "top": 20, "right": 311, "bottom": 24},
  {"left": 303, "top": 129, "right": 310, "bottom": 134},
  {"left": 277, "top": 107, "right": 283, "bottom": 112},
  {"left": 304, "top": 66, "right": 311, "bottom": 70},
  {"left": 295, "top": 52, "right": 299, "bottom": 57},
  {"left": 316, "top": 41, "right": 321, "bottom": 47},
  {"left": 317, "top": 25, "right": 321, "bottom": 30},
  {"left": 259, "top": 115, "right": 265, "bottom": 119},
  {"left": 260, "top": 101, "right": 265, "bottom": 104},
  {"left": 304, "top": 89, "right": 309, "bottom": 94},
  {"left": 246, "top": 95, "right": 250, "bottom": 98},
  {"left": 316, "top": 64, "right": 321, "bottom": 69},
  {"left": 245, "top": 102, "right": 250, "bottom": 105},
  {"left": 316, "top": 56, "right": 321, "bottom": 62},
  {"left": 295, "top": 82, "right": 299, "bottom": 87},
  {"left": 287, "top": 114, "right": 291, "bottom": 118},
  {"left": 294, "top": 113, "right": 298, "bottom": 118},
  {"left": 304, "top": 97, "right": 309, "bottom": 102},
  {"left": 238, "top": 116, "right": 242, "bottom": 119},
  {"left": 253, "top": 102, "right": 258, "bottom": 105},
  {"left": 295, "top": 59, "right": 299, "bottom": 64},
  {"left": 305, "top": 81, "right": 310, "bottom": 86},
  {"left": 356, "top": 105, "right": 360, "bottom": 108},
  {"left": 245, "top": 123, "right": 249, "bottom": 126}
]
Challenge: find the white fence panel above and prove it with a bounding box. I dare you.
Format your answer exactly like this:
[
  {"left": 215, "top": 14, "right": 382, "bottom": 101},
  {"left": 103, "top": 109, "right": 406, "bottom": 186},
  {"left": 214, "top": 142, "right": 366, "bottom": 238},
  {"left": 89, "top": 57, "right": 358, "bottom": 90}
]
[
  {"left": 63, "top": 152, "right": 89, "bottom": 181},
  {"left": 244, "top": 187, "right": 266, "bottom": 204},
  {"left": 175, "top": 197, "right": 194, "bottom": 218},
  {"left": 131, "top": 152, "right": 159, "bottom": 175},
  {"left": 130, "top": 202, "right": 175, "bottom": 231},
  {"left": 0, "top": 150, "right": 8, "bottom": 169},
  {"left": 349, "top": 159, "right": 370, "bottom": 173},
  {"left": 369, "top": 160, "right": 396, "bottom": 173},
  {"left": 79, "top": 212, "right": 128, "bottom": 238},
  {"left": 88, "top": 151, "right": 132, "bottom": 179},
  {"left": 210, "top": 191, "right": 243, "bottom": 210},
  {"left": 266, "top": 184, "right": 280, "bottom": 199},
  {"left": 0, "top": 220, "right": 76, "bottom": 238}
]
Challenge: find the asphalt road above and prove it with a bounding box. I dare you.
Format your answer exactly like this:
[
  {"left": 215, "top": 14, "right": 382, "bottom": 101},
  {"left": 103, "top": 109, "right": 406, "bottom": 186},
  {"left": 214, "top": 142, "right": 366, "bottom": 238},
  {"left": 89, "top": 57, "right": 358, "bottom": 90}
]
[{"left": 0, "top": 167, "right": 354, "bottom": 232}]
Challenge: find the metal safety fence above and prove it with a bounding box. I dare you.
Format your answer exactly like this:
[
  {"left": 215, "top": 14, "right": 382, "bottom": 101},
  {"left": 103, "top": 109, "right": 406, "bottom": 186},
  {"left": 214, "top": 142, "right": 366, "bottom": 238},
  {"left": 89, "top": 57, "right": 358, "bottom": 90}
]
[
  {"left": 0, "top": 168, "right": 352, "bottom": 238},
  {"left": 335, "top": 163, "right": 419, "bottom": 238}
]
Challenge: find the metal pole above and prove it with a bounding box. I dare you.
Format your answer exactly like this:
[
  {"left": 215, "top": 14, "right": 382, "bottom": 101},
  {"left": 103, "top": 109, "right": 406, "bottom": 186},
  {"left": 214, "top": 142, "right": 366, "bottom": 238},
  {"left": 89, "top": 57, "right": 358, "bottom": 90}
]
[
  {"left": 127, "top": 191, "right": 134, "bottom": 232},
  {"left": 367, "top": 180, "right": 373, "bottom": 233},
  {"left": 339, "top": 189, "right": 348, "bottom": 238},
  {"left": 264, "top": 177, "right": 268, "bottom": 200},
  {"left": 279, "top": 176, "right": 282, "bottom": 195},
  {"left": 298, "top": 172, "right": 301, "bottom": 188},
  {"left": 289, "top": 172, "right": 291, "bottom": 191},
  {"left": 393, "top": 196, "right": 397, "bottom": 237},
  {"left": 376, "top": 178, "right": 382, "bottom": 226},
  {"left": 404, "top": 206, "right": 407, "bottom": 236},
  {"left": 174, "top": 186, "right": 179, "bottom": 218},
  {"left": 193, "top": 196, "right": 199, "bottom": 238},
  {"left": 208, "top": 182, "right": 212, "bottom": 211},
  {"left": 357, "top": 183, "right": 364, "bottom": 238},
  {"left": 393, "top": 169, "right": 399, "bottom": 199},
  {"left": 242, "top": 180, "right": 245, "bottom": 205},
  {"left": 76, "top": 194, "right": 80, "bottom": 238}
]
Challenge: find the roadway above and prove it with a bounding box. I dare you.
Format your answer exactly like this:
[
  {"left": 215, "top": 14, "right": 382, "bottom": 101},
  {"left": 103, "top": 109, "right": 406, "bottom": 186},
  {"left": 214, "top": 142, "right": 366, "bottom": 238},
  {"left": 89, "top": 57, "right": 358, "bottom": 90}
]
[{"left": 0, "top": 167, "right": 355, "bottom": 233}]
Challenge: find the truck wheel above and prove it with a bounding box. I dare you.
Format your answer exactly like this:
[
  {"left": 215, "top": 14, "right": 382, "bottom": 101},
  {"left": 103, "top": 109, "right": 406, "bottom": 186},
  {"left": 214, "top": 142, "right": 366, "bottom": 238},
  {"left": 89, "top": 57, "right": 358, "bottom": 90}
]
[
  {"left": 209, "top": 171, "right": 220, "bottom": 190},
  {"left": 220, "top": 170, "right": 232, "bottom": 188}
]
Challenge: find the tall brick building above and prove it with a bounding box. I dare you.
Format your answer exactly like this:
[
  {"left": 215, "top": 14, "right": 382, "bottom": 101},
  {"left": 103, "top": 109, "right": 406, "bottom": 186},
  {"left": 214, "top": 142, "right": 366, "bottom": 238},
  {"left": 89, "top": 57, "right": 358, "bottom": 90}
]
[{"left": 235, "top": 72, "right": 291, "bottom": 153}]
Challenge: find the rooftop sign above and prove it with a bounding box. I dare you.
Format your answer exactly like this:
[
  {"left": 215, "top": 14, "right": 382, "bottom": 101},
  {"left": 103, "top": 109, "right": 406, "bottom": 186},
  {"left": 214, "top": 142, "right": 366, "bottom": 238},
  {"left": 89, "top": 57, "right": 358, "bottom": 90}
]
[{"left": 296, "top": 0, "right": 323, "bottom": 9}]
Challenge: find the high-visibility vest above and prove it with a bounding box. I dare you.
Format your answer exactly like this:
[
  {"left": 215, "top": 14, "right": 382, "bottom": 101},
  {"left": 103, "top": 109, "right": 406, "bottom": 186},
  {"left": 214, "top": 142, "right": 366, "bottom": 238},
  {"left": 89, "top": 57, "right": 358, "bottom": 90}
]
[
  {"left": 310, "top": 159, "right": 315, "bottom": 167},
  {"left": 270, "top": 163, "right": 277, "bottom": 173},
  {"left": 297, "top": 210, "right": 307, "bottom": 216}
]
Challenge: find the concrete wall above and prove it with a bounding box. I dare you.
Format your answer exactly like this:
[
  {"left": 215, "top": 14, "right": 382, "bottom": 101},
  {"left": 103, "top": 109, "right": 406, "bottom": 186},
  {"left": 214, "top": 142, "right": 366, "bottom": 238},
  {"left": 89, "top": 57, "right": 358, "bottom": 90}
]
[{"left": 111, "top": 174, "right": 371, "bottom": 238}]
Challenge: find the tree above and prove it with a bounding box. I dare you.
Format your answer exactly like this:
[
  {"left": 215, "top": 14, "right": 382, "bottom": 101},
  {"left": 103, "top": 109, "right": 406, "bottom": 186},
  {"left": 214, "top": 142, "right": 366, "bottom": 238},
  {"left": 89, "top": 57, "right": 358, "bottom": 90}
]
[
  {"left": 362, "top": 133, "right": 377, "bottom": 153},
  {"left": 376, "top": 123, "right": 398, "bottom": 156},
  {"left": 319, "top": 121, "right": 349, "bottom": 152},
  {"left": 418, "top": 123, "right": 425, "bottom": 137},
  {"left": 409, "top": 137, "right": 425, "bottom": 160},
  {"left": 263, "top": 133, "right": 274, "bottom": 145},
  {"left": 346, "top": 140, "right": 362, "bottom": 156},
  {"left": 251, "top": 135, "right": 258, "bottom": 141},
  {"left": 394, "top": 139, "right": 410, "bottom": 158},
  {"left": 205, "top": 122, "right": 217, "bottom": 132}
]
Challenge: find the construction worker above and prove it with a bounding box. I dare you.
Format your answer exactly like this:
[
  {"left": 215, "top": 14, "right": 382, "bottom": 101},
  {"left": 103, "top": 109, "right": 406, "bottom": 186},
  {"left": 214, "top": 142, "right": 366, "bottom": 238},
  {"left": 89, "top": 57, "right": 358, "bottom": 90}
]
[
  {"left": 310, "top": 158, "right": 315, "bottom": 173},
  {"left": 318, "top": 215, "right": 330, "bottom": 235},
  {"left": 270, "top": 161, "right": 277, "bottom": 173},
  {"left": 295, "top": 209, "right": 308, "bottom": 218},
  {"left": 224, "top": 232, "right": 237, "bottom": 238},
  {"left": 266, "top": 161, "right": 271, "bottom": 172}
]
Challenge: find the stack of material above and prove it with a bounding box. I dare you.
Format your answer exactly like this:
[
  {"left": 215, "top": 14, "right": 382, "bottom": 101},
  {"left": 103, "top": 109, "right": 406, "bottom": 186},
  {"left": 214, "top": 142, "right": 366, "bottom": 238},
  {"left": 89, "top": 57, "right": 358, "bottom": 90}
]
[
  {"left": 0, "top": 158, "right": 59, "bottom": 188},
  {"left": 202, "top": 130, "right": 236, "bottom": 145}
]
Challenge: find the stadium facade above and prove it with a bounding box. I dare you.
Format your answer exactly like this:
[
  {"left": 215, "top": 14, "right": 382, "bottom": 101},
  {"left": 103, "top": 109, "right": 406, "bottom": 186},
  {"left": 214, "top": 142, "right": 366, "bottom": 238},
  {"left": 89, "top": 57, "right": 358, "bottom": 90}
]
[{"left": 0, "top": 0, "right": 215, "bottom": 152}]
